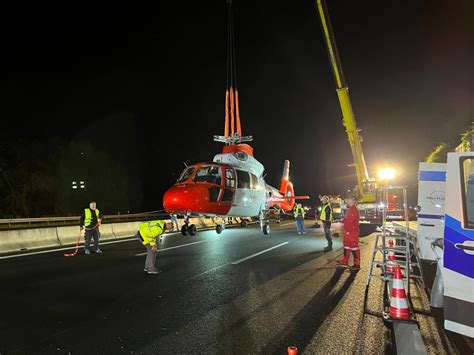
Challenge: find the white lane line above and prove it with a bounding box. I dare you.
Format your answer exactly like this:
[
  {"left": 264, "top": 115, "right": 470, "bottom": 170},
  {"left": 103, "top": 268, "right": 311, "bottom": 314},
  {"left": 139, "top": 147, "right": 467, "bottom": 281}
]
[
  {"left": 278, "top": 222, "right": 295, "bottom": 227},
  {"left": 185, "top": 263, "right": 230, "bottom": 282},
  {"left": 0, "top": 237, "right": 138, "bottom": 260},
  {"left": 231, "top": 242, "right": 289, "bottom": 265},
  {"left": 134, "top": 240, "right": 207, "bottom": 256}
]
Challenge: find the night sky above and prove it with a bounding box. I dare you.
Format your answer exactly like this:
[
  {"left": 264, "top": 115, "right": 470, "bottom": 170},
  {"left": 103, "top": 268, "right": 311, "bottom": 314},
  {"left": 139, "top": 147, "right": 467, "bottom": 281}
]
[{"left": 2, "top": 0, "right": 472, "bottom": 212}]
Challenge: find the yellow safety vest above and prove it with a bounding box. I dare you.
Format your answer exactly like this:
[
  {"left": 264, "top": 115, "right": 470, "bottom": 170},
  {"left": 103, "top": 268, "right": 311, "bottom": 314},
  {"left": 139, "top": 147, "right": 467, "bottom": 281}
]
[
  {"left": 84, "top": 208, "right": 100, "bottom": 228},
  {"left": 138, "top": 220, "right": 166, "bottom": 246},
  {"left": 320, "top": 203, "right": 332, "bottom": 221},
  {"left": 294, "top": 207, "right": 305, "bottom": 218}
]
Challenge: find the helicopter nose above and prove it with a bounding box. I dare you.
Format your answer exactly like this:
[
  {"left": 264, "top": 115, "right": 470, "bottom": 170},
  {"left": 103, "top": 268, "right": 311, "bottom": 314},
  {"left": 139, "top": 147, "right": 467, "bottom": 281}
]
[{"left": 163, "top": 184, "right": 204, "bottom": 213}]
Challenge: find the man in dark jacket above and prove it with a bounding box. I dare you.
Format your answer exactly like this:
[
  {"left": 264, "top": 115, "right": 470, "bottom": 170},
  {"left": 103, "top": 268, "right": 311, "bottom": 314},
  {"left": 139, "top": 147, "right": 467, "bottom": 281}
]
[
  {"left": 79, "top": 201, "right": 103, "bottom": 255},
  {"left": 320, "top": 195, "right": 333, "bottom": 251}
]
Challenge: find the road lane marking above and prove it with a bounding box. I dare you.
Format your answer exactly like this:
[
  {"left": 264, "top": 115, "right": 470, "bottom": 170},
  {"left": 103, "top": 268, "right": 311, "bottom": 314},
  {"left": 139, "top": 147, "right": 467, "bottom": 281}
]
[
  {"left": 0, "top": 237, "right": 138, "bottom": 260},
  {"left": 1, "top": 235, "right": 209, "bottom": 260},
  {"left": 278, "top": 222, "right": 295, "bottom": 227},
  {"left": 135, "top": 240, "right": 207, "bottom": 256},
  {"left": 231, "top": 242, "right": 289, "bottom": 265},
  {"left": 185, "top": 263, "right": 230, "bottom": 281}
]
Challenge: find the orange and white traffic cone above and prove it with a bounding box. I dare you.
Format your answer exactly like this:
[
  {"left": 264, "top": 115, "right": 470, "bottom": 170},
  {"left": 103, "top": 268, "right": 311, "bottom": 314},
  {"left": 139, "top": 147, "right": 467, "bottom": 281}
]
[
  {"left": 287, "top": 346, "right": 298, "bottom": 355},
  {"left": 389, "top": 264, "right": 410, "bottom": 320},
  {"left": 386, "top": 239, "right": 396, "bottom": 273}
]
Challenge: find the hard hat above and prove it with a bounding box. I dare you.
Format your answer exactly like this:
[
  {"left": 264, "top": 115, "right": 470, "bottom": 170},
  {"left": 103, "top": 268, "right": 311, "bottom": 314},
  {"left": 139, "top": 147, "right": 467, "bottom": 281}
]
[{"left": 320, "top": 195, "right": 329, "bottom": 201}]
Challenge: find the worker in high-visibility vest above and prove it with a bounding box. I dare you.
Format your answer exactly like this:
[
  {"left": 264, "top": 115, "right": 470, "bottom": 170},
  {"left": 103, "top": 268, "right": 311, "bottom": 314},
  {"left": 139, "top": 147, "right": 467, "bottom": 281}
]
[
  {"left": 274, "top": 205, "right": 281, "bottom": 224},
  {"left": 136, "top": 220, "right": 174, "bottom": 274},
  {"left": 320, "top": 195, "right": 333, "bottom": 251},
  {"left": 170, "top": 213, "right": 179, "bottom": 231},
  {"left": 338, "top": 196, "right": 361, "bottom": 269},
  {"left": 79, "top": 201, "right": 103, "bottom": 255},
  {"left": 294, "top": 203, "right": 306, "bottom": 235}
]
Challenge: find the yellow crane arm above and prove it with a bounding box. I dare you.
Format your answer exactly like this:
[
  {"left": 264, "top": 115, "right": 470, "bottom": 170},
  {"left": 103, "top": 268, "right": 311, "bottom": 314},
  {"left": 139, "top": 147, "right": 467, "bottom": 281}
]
[{"left": 316, "top": 0, "right": 375, "bottom": 203}]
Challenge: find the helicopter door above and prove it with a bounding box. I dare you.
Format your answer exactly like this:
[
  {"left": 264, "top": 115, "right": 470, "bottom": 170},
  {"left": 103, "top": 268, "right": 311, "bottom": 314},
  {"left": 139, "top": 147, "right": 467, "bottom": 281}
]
[{"left": 220, "top": 168, "right": 236, "bottom": 203}]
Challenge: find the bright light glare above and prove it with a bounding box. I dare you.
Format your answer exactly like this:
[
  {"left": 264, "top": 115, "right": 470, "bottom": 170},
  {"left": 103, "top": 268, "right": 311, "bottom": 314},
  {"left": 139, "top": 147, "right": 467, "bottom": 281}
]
[{"left": 377, "top": 167, "right": 396, "bottom": 181}]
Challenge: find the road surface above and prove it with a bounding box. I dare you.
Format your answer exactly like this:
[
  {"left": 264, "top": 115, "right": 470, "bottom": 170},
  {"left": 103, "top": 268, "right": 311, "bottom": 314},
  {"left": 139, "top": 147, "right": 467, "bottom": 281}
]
[{"left": 0, "top": 221, "right": 470, "bottom": 354}]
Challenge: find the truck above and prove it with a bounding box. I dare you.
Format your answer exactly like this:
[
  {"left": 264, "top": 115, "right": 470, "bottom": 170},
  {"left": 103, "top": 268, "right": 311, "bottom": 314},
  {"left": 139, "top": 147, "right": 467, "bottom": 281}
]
[{"left": 415, "top": 152, "right": 473, "bottom": 338}]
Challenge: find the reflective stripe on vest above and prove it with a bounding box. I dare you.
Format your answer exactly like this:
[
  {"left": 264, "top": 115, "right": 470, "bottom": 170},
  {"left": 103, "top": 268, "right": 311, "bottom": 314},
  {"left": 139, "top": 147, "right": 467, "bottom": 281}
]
[
  {"left": 84, "top": 208, "right": 100, "bottom": 227},
  {"left": 320, "top": 203, "right": 332, "bottom": 221},
  {"left": 295, "top": 207, "right": 305, "bottom": 217}
]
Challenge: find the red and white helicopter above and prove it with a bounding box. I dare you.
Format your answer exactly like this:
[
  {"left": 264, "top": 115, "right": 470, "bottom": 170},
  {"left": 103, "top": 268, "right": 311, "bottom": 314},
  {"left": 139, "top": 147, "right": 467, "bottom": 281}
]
[
  {"left": 163, "top": 0, "right": 309, "bottom": 235},
  {"left": 163, "top": 141, "right": 309, "bottom": 235}
]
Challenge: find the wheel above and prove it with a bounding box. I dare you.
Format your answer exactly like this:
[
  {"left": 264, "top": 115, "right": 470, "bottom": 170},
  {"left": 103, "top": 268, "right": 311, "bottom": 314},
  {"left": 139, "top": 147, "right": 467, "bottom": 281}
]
[
  {"left": 188, "top": 224, "right": 197, "bottom": 236},
  {"left": 262, "top": 224, "right": 270, "bottom": 235},
  {"left": 240, "top": 220, "right": 248, "bottom": 228},
  {"left": 216, "top": 224, "right": 223, "bottom": 234},
  {"left": 181, "top": 225, "right": 189, "bottom": 236}
]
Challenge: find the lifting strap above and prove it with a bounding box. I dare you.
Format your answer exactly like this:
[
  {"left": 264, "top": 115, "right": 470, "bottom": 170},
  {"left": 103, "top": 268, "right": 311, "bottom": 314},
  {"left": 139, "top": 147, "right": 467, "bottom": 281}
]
[{"left": 224, "top": 0, "right": 242, "bottom": 138}]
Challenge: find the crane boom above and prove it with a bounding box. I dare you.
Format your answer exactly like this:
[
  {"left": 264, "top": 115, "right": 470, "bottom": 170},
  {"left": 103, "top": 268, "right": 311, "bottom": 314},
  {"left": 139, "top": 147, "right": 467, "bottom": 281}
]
[{"left": 316, "top": 0, "right": 376, "bottom": 203}]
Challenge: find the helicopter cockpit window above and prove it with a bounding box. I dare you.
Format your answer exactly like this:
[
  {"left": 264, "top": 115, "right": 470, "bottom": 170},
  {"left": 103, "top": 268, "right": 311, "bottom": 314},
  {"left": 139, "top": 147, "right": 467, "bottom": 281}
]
[
  {"left": 194, "top": 166, "right": 222, "bottom": 185},
  {"left": 234, "top": 152, "right": 248, "bottom": 161},
  {"left": 236, "top": 169, "right": 250, "bottom": 189},
  {"left": 177, "top": 166, "right": 195, "bottom": 183},
  {"left": 250, "top": 173, "right": 259, "bottom": 189},
  {"left": 226, "top": 169, "right": 236, "bottom": 188}
]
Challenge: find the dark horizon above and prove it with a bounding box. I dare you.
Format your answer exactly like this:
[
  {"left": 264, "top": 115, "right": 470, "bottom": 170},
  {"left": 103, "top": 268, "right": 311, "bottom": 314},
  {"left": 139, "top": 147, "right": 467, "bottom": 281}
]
[{"left": 1, "top": 0, "right": 472, "bottom": 216}]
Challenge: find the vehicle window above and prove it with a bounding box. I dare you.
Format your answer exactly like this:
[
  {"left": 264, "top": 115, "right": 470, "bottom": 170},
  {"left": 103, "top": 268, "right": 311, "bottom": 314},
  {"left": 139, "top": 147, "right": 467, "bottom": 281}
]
[
  {"left": 194, "top": 166, "right": 222, "bottom": 185},
  {"left": 250, "top": 173, "right": 259, "bottom": 189},
  {"left": 236, "top": 169, "right": 250, "bottom": 189},
  {"left": 222, "top": 188, "right": 234, "bottom": 202},
  {"left": 177, "top": 167, "right": 195, "bottom": 183},
  {"left": 462, "top": 158, "right": 474, "bottom": 228},
  {"left": 226, "top": 169, "right": 236, "bottom": 188}
]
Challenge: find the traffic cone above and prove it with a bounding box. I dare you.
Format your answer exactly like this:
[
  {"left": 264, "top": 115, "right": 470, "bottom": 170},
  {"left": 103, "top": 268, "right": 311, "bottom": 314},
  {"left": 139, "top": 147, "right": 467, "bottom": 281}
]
[
  {"left": 389, "top": 264, "right": 410, "bottom": 320},
  {"left": 287, "top": 346, "right": 298, "bottom": 355},
  {"left": 386, "top": 239, "right": 396, "bottom": 273}
]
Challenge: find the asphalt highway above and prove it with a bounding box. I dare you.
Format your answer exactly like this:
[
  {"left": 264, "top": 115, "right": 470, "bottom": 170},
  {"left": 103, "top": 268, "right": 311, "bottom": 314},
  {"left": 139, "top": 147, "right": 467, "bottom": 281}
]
[{"left": 0, "top": 221, "right": 470, "bottom": 354}]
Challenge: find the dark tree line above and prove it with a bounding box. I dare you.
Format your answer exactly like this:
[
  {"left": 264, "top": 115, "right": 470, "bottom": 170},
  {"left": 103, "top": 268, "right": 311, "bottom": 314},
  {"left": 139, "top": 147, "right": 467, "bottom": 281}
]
[{"left": 0, "top": 113, "right": 144, "bottom": 218}]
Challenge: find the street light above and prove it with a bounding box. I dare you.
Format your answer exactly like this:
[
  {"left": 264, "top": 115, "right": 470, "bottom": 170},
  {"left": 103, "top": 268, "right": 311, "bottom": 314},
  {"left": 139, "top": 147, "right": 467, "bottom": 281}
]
[
  {"left": 377, "top": 167, "right": 396, "bottom": 182},
  {"left": 72, "top": 181, "right": 86, "bottom": 189}
]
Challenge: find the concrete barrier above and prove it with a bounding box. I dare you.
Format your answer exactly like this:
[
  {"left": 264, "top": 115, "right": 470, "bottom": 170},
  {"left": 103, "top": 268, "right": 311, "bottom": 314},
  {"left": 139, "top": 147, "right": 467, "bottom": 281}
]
[
  {"left": 99, "top": 224, "right": 115, "bottom": 240},
  {"left": 56, "top": 226, "right": 81, "bottom": 246},
  {"left": 0, "top": 217, "right": 255, "bottom": 254},
  {"left": 0, "top": 228, "right": 61, "bottom": 253},
  {"left": 111, "top": 221, "right": 143, "bottom": 239}
]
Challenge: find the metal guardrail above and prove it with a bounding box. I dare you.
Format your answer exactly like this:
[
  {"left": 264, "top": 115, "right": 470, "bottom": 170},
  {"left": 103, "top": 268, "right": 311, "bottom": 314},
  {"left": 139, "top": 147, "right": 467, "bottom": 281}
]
[{"left": 0, "top": 210, "right": 170, "bottom": 230}]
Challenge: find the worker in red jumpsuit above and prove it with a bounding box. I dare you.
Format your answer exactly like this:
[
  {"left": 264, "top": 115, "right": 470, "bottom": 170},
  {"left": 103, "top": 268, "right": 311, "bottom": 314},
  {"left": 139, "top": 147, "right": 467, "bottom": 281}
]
[{"left": 338, "top": 196, "right": 361, "bottom": 269}]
